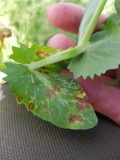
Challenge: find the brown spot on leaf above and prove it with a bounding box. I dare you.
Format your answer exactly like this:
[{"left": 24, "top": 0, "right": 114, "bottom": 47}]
[
  {"left": 69, "top": 115, "right": 82, "bottom": 123},
  {"left": 75, "top": 88, "right": 87, "bottom": 99},
  {"left": 36, "top": 51, "right": 48, "bottom": 59},
  {"left": 76, "top": 98, "right": 90, "bottom": 110},
  {"left": 17, "top": 96, "right": 24, "bottom": 103},
  {"left": 28, "top": 103, "right": 34, "bottom": 111},
  {"left": 80, "top": 87, "right": 85, "bottom": 92},
  {"left": 46, "top": 86, "right": 60, "bottom": 98}
]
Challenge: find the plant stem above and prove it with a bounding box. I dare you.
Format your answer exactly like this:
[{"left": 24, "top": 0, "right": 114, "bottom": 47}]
[
  {"left": 27, "top": 0, "right": 107, "bottom": 70},
  {"left": 27, "top": 44, "right": 86, "bottom": 70},
  {"left": 78, "top": 0, "right": 107, "bottom": 45}
]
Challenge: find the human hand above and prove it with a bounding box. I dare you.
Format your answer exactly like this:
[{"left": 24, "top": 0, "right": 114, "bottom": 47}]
[{"left": 47, "top": 3, "right": 120, "bottom": 125}]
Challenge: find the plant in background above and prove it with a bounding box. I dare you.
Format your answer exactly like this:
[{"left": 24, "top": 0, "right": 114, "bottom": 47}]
[
  {"left": 0, "top": 0, "right": 114, "bottom": 45},
  {"left": 0, "top": 24, "right": 12, "bottom": 60},
  {"left": 0, "top": 0, "right": 120, "bottom": 130},
  {"left": 0, "top": 0, "right": 88, "bottom": 45}
]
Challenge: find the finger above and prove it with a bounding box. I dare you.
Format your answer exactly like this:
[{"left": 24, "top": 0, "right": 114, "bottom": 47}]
[
  {"left": 104, "top": 69, "right": 116, "bottom": 79},
  {"left": 95, "top": 14, "right": 108, "bottom": 32},
  {"left": 62, "top": 70, "right": 120, "bottom": 125},
  {"left": 48, "top": 34, "right": 76, "bottom": 50},
  {"left": 48, "top": 3, "right": 107, "bottom": 34},
  {"left": 94, "top": 75, "right": 112, "bottom": 84},
  {"left": 62, "top": 70, "right": 112, "bottom": 85},
  {"left": 79, "top": 77, "right": 120, "bottom": 125},
  {"left": 48, "top": 3, "right": 84, "bottom": 34},
  {"left": 94, "top": 75, "right": 120, "bottom": 89},
  {"left": 115, "top": 67, "right": 120, "bottom": 79}
]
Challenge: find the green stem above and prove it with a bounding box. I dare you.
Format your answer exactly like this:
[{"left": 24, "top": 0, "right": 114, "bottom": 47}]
[
  {"left": 27, "top": 0, "right": 107, "bottom": 70},
  {"left": 27, "top": 44, "right": 86, "bottom": 70},
  {"left": 78, "top": 0, "right": 107, "bottom": 45}
]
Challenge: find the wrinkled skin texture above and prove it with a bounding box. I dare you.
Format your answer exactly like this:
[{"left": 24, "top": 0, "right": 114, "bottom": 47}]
[{"left": 47, "top": 3, "right": 120, "bottom": 125}]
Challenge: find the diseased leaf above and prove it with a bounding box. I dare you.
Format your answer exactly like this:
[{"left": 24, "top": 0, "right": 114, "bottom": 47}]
[
  {"left": 10, "top": 43, "right": 37, "bottom": 64},
  {"left": 2, "top": 63, "right": 98, "bottom": 130},
  {"left": 10, "top": 43, "right": 66, "bottom": 73},
  {"left": 10, "top": 43, "right": 58, "bottom": 64},
  {"left": 31, "top": 44, "right": 58, "bottom": 59}
]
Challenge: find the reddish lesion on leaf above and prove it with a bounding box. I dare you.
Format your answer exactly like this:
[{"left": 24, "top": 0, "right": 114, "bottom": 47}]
[
  {"left": 46, "top": 86, "right": 60, "bottom": 98},
  {"left": 28, "top": 102, "right": 34, "bottom": 111},
  {"left": 69, "top": 114, "right": 83, "bottom": 123},
  {"left": 75, "top": 88, "right": 87, "bottom": 99},
  {"left": 76, "top": 97, "right": 90, "bottom": 110},
  {"left": 75, "top": 87, "right": 90, "bottom": 111},
  {"left": 36, "top": 51, "right": 49, "bottom": 59}
]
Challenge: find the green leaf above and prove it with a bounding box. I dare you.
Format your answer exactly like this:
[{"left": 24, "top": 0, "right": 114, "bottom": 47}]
[
  {"left": 108, "top": 0, "right": 120, "bottom": 28},
  {"left": 115, "top": 0, "right": 120, "bottom": 15},
  {"left": 91, "top": 17, "right": 119, "bottom": 42},
  {"left": 109, "top": 14, "right": 120, "bottom": 26},
  {"left": 10, "top": 43, "right": 37, "bottom": 64},
  {"left": 69, "top": 17, "right": 120, "bottom": 79},
  {"left": 10, "top": 43, "right": 58, "bottom": 64},
  {"left": 0, "top": 63, "right": 6, "bottom": 69},
  {"left": 2, "top": 63, "right": 98, "bottom": 130},
  {"left": 31, "top": 44, "right": 58, "bottom": 58}
]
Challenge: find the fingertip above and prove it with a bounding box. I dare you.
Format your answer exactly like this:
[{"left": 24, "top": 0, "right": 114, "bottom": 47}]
[
  {"left": 48, "top": 3, "right": 84, "bottom": 34},
  {"left": 95, "top": 14, "right": 108, "bottom": 31},
  {"left": 94, "top": 75, "right": 112, "bottom": 84},
  {"left": 104, "top": 69, "right": 116, "bottom": 79},
  {"left": 115, "top": 67, "right": 120, "bottom": 79},
  {"left": 48, "top": 34, "right": 76, "bottom": 50},
  {"left": 98, "top": 14, "right": 108, "bottom": 25}
]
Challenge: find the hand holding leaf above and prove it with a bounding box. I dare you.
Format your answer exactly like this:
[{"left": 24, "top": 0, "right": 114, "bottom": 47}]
[{"left": 1, "top": 0, "right": 120, "bottom": 129}]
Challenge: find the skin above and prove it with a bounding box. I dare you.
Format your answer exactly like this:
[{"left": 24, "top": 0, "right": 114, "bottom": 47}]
[{"left": 47, "top": 3, "right": 120, "bottom": 125}]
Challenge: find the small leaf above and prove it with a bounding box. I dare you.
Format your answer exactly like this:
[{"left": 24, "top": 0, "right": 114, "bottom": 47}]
[
  {"left": 31, "top": 44, "right": 58, "bottom": 59},
  {"left": 10, "top": 43, "right": 37, "bottom": 64},
  {"left": 10, "top": 43, "right": 58, "bottom": 64},
  {"left": 2, "top": 63, "right": 98, "bottom": 130}
]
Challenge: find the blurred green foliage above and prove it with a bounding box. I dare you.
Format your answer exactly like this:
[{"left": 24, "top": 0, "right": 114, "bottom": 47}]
[{"left": 0, "top": 0, "right": 115, "bottom": 46}]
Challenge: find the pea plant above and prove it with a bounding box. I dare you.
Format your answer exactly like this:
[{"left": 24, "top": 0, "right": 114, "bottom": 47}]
[{"left": 0, "top": 0, "right": 120, "bottom": 130}]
